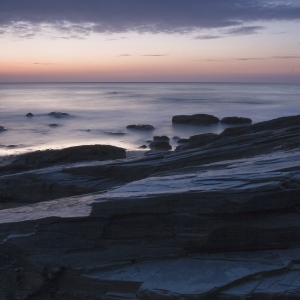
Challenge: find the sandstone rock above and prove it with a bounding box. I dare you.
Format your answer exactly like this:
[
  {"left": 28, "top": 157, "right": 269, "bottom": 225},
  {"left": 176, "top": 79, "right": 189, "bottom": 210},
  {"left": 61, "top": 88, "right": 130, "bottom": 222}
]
[
  {"left": 26, "top": 112, "right": 34, "bottom": 117},
  {"left": 172, "top": 114, "right": 220, "bottom": 125},
  {"left": 126, "top": 124, "right": 155, "bottom": 130},
  {"left": 48, "top": 111, "right": 69, "bottom": 118},
  {"left": 221, "top": 116, "right": 252, "bottom": 124}
]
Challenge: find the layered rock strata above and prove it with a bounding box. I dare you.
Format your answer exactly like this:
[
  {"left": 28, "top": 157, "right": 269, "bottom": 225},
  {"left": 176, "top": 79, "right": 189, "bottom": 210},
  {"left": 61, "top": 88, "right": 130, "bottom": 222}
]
[{"left": 1, "top": 115, "right": 300, "bottom": 299}]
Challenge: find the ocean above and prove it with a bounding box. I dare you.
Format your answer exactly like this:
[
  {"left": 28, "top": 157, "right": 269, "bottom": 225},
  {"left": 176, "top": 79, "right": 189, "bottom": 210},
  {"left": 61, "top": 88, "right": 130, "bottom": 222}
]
[{"left": 0, "top": 82, "right": 299, "bottom": 157}]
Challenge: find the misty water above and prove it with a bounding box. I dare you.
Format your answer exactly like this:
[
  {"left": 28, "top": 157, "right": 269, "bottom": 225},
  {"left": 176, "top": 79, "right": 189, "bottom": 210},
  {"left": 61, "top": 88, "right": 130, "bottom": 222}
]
[{"left": 0, "top": 82, "right": 300, "bottom": 157}]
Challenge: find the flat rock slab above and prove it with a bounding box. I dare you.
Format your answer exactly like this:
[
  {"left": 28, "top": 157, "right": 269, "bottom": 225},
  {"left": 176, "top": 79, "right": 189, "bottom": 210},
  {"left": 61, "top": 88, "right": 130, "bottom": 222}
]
[
  {"left": 84, "top": 252, "right": 294, "bottom": 299},
  {"left": 0, "top": 194, "right": 93, "bottom": 224}
]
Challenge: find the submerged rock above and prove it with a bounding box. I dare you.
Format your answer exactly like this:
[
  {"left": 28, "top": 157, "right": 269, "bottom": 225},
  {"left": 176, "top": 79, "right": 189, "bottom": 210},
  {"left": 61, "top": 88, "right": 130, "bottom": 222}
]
[
  {"left": 48, "top": 111, "right": 69, "bottom": 118},
  {"left": 49, "top": 123, "right": 59, "bottom": 127},
  {"left": 126, "top": 124, "right": 155, "bottom": 130},
  {"left": 172, "top": 113, "right": 220, "bottom": 125},
  {"left": 221, "top": 116, "right": 252, "bottom": 124}
]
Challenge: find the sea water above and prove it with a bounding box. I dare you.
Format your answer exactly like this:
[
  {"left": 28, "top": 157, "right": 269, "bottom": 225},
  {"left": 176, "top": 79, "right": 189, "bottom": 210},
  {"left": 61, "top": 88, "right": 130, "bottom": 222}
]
[{"left": 0, "top": 82, "right": 299, "bottom": 156}]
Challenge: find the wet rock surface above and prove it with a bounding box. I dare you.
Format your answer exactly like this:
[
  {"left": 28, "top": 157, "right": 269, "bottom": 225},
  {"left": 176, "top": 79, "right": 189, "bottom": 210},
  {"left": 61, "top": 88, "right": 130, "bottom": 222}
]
[
  {"left": 1, "top": 115, "right": 300, "bottom": 299},
  {"left": 172, "top": 113, "right": 220, "bottom": 124}
]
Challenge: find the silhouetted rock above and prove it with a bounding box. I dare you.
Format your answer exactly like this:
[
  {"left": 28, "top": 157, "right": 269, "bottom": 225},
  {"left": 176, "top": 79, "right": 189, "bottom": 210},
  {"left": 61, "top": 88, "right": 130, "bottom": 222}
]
[
  {"left": 26, "top": 112, "right": 34, "bottom": 117},
  {"left": 149, "top": 140, "right": 172, "bottom": 150},
  {"left": 0, "top": 126, "right": 7, "bottom": 131},
  {"left": 49, "top": 123, "right": 59, "bottom": 127},
  {"left": 177, "top": 138, "right": 189, "bottom": 143},
  {"left": 177, "top": 133, "right": 218, "bottom": 150},
  {"left": 172, "top": 114, "right": 220, "bottom": 125},
  {"left": 153, "top": 135, "right": 170, "bottom": 141},
  {"left": 139, "top": 145, "right": 147, "bottom": 149},
  {"left": 172, "top": 136, "right": 180, "bottom": 140},
  {"left": 10, "top": 144, "right": 126, "bottom": 169},
  {"left": 48, "top": 111, "right": 69, "bottom": 118},
  {"left": 126, "top": 124, "right": 155, "bottom": 130},
  {"left": 221, "top": 116, "right": 252, "bottom": 124}
]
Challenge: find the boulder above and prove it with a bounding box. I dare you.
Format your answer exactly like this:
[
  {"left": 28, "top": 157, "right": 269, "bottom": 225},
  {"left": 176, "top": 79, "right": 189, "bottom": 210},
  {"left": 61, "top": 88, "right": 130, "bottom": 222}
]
[
  {"left": 172, "top": 114, "right": 220, "bottom": 125},
  {"left": 49, "top": 123, "right": 59, "bottom": 127},
  {"left": 0, "top": 126, "right": 7, "bottom": 131},
  {"left": 176, "top": 133, "right": 218, "bottom": 151},
  {"left": 177, "top": 138, "right": 189, "bottom": 143},
  {"left": 149, "top": 140, "right": 172, "bottom": 150},
  {"left": 48, "top": 112, "right": 69, "bottom": 118},
  {"left": 221, "top": 116, "right": 252, "bottom": 124},
  {"left": 153, "top": 135, "right": 170, "bottom": 141},
  {"left": 127, "top": 124, "right": 155, "bottom": 130},
  {"left": 10, "top": 144, "right": 126, "bottom": 168},
  {"left": 26, "top": 112, "right": 34, "bottom": 117},
  {"left": 139, "top": 145, "right": 147, "bottom": 149}
]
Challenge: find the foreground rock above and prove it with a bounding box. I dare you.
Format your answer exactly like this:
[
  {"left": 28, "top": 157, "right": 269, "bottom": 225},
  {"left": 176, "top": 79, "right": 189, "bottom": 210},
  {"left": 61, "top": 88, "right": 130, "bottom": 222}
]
[
  {"left": 149, "top": 136, "right": 172, "bottom": 150},
  {"left": 1, "top": 115, "right": 300, "bottom": 299},
  {"left": 221, "top": 116, "right": 252, "bottom": 124},
  {"left": 172, "top": 113, "right": 220, "bottom": 124},
  {"left": 0, "top": 126, "right": 7, "bottom": 131},
  {"left": 127, "top": 124, "right": 155, "bottom": 130}
]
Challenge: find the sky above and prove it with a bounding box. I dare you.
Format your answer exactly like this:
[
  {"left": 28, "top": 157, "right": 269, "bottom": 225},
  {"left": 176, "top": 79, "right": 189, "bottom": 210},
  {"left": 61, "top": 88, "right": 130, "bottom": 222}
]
[{"left": 0, "top": 0, "right": 300, "bottom": 83}]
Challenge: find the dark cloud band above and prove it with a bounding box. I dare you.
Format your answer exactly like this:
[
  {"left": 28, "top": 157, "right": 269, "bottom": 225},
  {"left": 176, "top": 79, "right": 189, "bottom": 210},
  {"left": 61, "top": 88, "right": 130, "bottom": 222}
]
[{"left": 0, "top": 0, "right": 300, "bottom": 35}]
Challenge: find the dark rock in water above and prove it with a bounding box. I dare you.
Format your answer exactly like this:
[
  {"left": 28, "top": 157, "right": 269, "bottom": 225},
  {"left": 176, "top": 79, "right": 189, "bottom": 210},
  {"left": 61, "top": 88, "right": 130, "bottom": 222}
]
[
  {"left": 177, "top": 138, "right": 189, "bottom": 143},
  {"left": 10, "top": 144, "right": 126, "bottom": 168},
  {"left": 6, "top": 145, "right": 17, "bottom": 148},
  {"left": 105, "top": 131, "right": 126, "bottom": 136},
  {"left": 153, "top": 135, "right": 170, "bottom": 141},
  {"left": 221, "top": 116, "right": 252, "bottom": 124},
  {"left": 150, "top": 140, "right": 172, "bottom": 150},
  {"left": 48, "top": 111, "right": 69, "bottom": 118},
  {"left": 172, "top": 114, "right": 220, "bottom": 125},
  {"left": 49, "top": 123, "right": 59, "bottom": 127},
  {"left": 139, "top": 145, "right": 147, "bottom": 149},
  {"left": 177, "top": 133, "right": 218, "bottom": 151},
  {"left": 26, "top": 112, "right": 34, "bottom": 117},
  {"left": 0, "top": 126, "right": 7, "bottom": 131},
  {"left": 127, "top": 124, "right": 155, "bottom": 130},
  {"left": 173, "top": 136, "right": 180, "bottom": 140},
  {"left": 146, "top": 140, "right": 152, "bottom": 143}
]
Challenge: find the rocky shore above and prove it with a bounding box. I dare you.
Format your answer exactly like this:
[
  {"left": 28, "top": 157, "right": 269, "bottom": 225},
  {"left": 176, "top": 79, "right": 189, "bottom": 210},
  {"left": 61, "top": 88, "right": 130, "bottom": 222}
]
[{"left": 1, "top": 115, "right": 300, "bottom": 299}]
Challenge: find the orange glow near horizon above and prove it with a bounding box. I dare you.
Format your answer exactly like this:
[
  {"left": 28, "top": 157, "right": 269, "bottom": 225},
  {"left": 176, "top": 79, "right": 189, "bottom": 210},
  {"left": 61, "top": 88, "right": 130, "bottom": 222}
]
[{"left": 0, "top": 25, "right": 299, "bottom": 83}]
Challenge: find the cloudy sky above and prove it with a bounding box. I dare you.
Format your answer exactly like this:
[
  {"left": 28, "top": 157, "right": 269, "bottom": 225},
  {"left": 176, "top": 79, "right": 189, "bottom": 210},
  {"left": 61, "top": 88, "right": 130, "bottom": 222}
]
[{"left": 0, "top": 0, "right": 300, "bottom": 83}]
